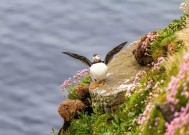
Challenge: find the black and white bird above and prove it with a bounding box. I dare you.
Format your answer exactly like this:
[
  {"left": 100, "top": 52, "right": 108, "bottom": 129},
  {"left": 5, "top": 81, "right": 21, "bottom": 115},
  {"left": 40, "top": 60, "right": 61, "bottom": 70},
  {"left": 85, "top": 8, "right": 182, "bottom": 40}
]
[{"left": 63, "top": 41, "right": 127, "bottom": 89}]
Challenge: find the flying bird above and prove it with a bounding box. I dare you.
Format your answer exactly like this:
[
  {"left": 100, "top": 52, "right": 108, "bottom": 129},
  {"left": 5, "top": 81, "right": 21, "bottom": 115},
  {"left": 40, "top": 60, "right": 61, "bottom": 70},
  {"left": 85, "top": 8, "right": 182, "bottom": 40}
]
[{"left": 63, "top": 41, "right": 127, "bottom": 89}]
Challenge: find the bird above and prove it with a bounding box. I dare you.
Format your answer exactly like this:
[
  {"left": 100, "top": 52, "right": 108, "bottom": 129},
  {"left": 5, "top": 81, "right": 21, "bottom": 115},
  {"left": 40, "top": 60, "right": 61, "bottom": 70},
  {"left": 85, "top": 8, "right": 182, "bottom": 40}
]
[{"left": 63, "top": 41, "right": 127, "bottom": 89}]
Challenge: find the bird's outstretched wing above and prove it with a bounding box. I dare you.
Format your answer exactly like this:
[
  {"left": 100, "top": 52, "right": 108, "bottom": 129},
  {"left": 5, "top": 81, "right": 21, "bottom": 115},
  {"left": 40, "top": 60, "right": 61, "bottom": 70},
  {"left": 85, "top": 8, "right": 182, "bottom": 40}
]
[
  {"left": 63, "top": 52, "right": 92, "bottom": 67},
  {"left": 104, "top": 41, "right": 127, "bottom": 65}
]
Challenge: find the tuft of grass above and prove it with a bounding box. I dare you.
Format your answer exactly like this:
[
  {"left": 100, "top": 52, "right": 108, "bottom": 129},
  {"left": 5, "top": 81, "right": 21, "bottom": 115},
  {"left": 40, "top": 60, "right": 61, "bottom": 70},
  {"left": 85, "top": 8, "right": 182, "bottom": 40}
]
[
  {"left": 151, "top": 48, "right": 165, "bottom": 61},
  {"left": 158, "top": 18, "right": 189, "bottom": 79},
  {"left": 163, "top": 50, "right": 185, "bottom": 79},
  {"left": 176, "top": 18, "right": 189, "bottom": 48}
]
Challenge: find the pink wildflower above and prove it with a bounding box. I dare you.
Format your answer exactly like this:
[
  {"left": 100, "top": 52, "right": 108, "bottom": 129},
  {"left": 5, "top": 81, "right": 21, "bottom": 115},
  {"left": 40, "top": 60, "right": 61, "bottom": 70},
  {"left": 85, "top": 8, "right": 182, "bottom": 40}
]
[
  {"left": 60, "top": 78, "right": 72, "bottom": 90},
  {"left": 165, "top": 103, "right": 189, "bottom": 135},
  {"left": 141, "top": 32, "right": 159, "bottom": 56},
  {"left": 152, "top": 57, "right": 164, "bottom": 72},
  {"left": 133, "top": 70, "right": 147, "bottom": 85},
  {"left": 60, "top": 69, "right": 89, "bottom": 91},
  {"left": 166, "top": 53, "right": 189, "bottom": 105},
  {"left": 137, "top": 102, "right": 154, "bottom": 125}
]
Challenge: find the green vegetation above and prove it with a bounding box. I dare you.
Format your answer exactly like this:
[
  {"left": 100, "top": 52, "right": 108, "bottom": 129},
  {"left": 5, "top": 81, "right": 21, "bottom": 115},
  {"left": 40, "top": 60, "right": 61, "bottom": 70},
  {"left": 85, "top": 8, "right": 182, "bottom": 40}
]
[
  {"left": 60, "top": 69, "right": 91, "bottom": 100},
  {"left": 149, "top": 16, "right": 186, "bottom": 61},
  {"left": 55, "top": 2, "right": 189, "bottom": 135},
  {"left": 68, "top": 76, "right": 91, "bottom": 100}
]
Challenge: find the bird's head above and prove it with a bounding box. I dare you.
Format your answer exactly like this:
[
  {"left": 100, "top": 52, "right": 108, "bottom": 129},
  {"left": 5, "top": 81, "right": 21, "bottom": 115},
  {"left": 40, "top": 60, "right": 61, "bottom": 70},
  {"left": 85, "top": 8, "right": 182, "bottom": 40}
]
[{"left": 92, "top": 54, "right": 101, "bottom": 63}]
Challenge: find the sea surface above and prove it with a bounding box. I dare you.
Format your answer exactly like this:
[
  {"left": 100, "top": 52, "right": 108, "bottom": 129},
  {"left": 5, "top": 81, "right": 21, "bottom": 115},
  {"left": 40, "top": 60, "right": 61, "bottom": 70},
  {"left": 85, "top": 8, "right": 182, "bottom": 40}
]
[{"left": 0, "top": 0, "right": 182, "bottom": 135}]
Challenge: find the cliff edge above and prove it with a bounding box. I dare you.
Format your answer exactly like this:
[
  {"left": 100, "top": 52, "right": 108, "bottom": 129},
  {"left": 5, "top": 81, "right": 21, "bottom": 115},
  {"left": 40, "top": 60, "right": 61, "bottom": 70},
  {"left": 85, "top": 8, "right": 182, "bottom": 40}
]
[{"left": 55, "top": 2, "right": 189, "bottom": 135}]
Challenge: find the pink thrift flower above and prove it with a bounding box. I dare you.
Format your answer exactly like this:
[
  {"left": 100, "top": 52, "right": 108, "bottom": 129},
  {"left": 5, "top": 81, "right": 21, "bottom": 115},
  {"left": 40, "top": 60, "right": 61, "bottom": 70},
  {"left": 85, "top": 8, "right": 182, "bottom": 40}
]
[
  {"left": 60, "top": 69, "right": 89, "bottom": 91},
  {"left": 165, "top": 103, "right": 189, "bottom": 135},
  {"left": 166, "top": 53, "right": 189, "bottom": 105}
]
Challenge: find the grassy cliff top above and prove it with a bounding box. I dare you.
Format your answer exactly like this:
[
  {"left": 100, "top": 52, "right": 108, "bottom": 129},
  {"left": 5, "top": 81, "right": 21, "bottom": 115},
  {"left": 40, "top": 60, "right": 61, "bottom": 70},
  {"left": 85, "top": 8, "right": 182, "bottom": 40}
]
[{"left": 55, "top": 2, "right": 189, "bottom": 135}]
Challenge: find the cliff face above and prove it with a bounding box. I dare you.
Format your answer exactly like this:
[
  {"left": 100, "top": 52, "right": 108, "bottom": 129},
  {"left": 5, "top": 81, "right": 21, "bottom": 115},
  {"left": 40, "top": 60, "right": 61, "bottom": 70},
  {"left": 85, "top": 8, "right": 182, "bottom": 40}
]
[{"left": 56, "top": 3, "right": 189, "bottom": 135}]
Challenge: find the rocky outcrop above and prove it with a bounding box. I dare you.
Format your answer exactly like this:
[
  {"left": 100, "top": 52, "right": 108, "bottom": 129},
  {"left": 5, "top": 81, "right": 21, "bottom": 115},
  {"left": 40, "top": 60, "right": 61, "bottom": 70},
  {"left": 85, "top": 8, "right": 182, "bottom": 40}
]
[
  {"left": 156, "top": 102, "right": 181, "bottom": 123},
  {"left": 57, "top": 39, "right": 150, "bottom": 133},
  {"left": 89, "top": 40, "right": 149, "bottom": 112}
]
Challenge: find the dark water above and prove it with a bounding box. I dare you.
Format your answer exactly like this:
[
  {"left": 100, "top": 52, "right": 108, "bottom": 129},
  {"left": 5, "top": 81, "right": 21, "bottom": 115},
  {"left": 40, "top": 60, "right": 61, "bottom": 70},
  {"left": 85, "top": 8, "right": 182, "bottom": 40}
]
[{"left": 0, "top": 0, "right": 182, "bottom": 135}]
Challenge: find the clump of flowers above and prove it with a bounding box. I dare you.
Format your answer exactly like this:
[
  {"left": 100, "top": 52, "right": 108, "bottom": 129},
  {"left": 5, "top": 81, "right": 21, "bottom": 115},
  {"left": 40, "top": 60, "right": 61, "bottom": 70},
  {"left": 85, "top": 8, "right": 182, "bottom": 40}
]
[
  {"left": 151, "top": 57, "right": 164, "bottom": 71},
  {"left": 125, "top": 70, "right": 147, "bottom": 98},
  {"left": 132, "top": 57, "right": 164, "bottom": 91},
  {"left": 144, "top": 79, "right": 154, "bottom": 90},
  {"left": 135, "top": 57, "right": 166, "bottom": 129},
  {"left": 165, "top": 103, "right": 189, "bottom": 135},
  {"left": 133, "top": 70, "right": 147, "bottom": 85},
  {"left": 137, "top": 102, "right": 154, "bottom": 125},
  {"left": 60, "top": 69, "right": 89, "bottom": 90},
  {"left": 180, "top": 0, "right": 189, "bottom": 14},
  {"left": 166, "top": 53, "right": 189, "bottom": 105},
  {"left": 60, "top": 77, "right": 72, "bottom": 90},
  {"left": 143, "top": 57, "right": 165, "bottom": 94},
  {"left": 141, "top": 32, "right": 159, "bottom": 56}
]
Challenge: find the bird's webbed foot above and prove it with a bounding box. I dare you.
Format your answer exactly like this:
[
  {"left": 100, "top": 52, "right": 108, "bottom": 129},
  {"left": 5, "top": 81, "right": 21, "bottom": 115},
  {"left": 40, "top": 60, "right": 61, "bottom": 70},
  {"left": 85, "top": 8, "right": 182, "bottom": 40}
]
[
  {"left": 90, "top": 80, "right": 105, "bottom": 89},
  {"left": 90, "top": 82, "right": 98, "bottom": 89},
  {"left": 98, "top": 80, "right": 105, "bottom": 88}
]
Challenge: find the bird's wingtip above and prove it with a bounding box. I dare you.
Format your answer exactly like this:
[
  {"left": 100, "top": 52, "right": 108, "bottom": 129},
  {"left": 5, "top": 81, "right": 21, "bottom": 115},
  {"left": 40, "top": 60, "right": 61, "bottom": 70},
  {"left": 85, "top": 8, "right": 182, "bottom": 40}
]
[
  {"left": 124, "top": 41, "right": 128, "bottom": 45},
  {"left": 119, "top": 41, "right": 128, "bottom": 47}
]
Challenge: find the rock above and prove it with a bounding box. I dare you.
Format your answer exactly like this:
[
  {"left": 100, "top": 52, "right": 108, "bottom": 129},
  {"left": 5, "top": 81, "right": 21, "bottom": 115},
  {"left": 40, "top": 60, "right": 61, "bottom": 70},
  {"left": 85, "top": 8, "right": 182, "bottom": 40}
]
[
  {"left": 58, "top": 99, "right": 86, "bottom": 121},
  {"left": 132, "top": 34, "right": 153, "bottom": 66},
  {"left": 156, "top": 102, "right": 180, "bottom": 123},
  {"left": 74, "top": 84, "right": 91, "bottom": 106},
  {"left": 58, "top": 121, "right": 70, "bottom": 135},
  {"left": 89, "top": 40, "right": 149, "bottom": 112}
]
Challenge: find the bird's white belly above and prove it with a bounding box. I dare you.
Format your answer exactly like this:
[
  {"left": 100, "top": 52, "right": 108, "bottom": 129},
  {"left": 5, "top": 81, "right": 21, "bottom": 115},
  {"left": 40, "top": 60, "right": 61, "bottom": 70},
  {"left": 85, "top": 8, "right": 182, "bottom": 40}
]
[{"left": 90, "top": 63, "right": 108, "bottom": 81}]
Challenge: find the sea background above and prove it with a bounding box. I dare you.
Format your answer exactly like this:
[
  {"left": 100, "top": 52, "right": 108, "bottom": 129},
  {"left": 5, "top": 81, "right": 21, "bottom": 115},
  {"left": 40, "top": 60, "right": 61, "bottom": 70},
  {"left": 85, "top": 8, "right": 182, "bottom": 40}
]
[{"left": 0, "top": 0, "right": 182, "bottom": 135}]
